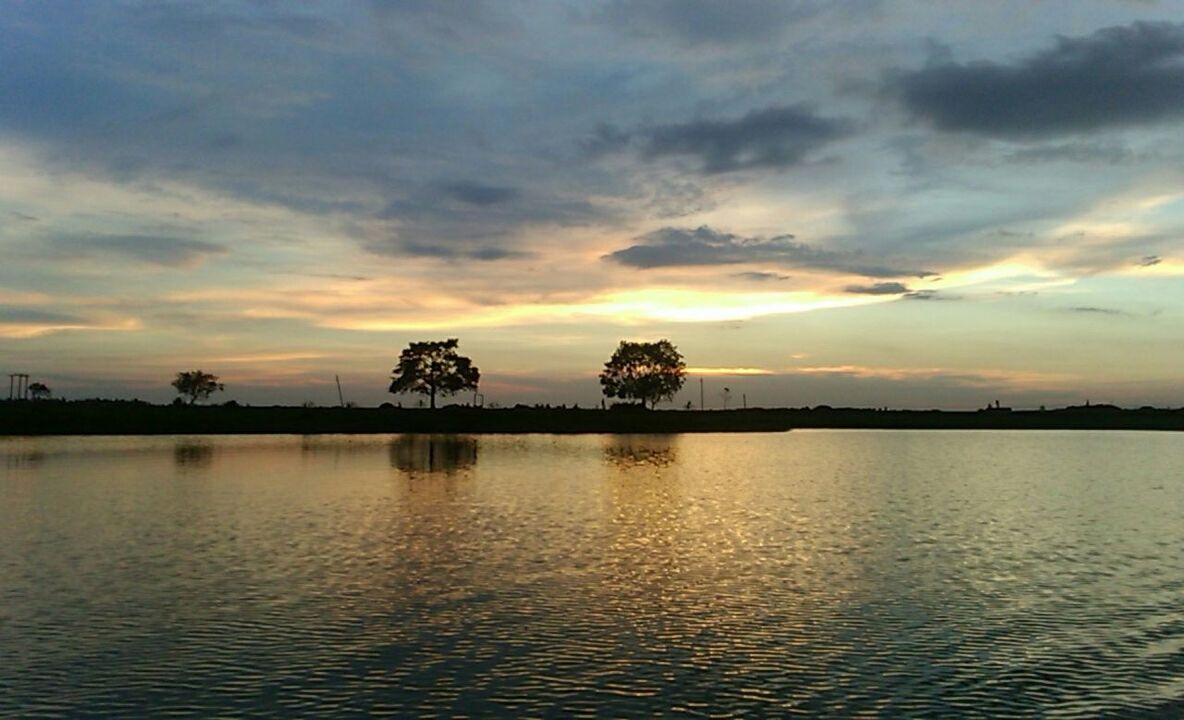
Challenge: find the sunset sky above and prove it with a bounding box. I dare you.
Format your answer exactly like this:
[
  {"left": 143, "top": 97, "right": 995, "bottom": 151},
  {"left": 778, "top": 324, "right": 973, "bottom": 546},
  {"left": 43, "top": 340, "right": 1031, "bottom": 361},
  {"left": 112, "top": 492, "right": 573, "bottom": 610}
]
[{"left": 3, "top": 1, "right": 1184, "bottom": 408}]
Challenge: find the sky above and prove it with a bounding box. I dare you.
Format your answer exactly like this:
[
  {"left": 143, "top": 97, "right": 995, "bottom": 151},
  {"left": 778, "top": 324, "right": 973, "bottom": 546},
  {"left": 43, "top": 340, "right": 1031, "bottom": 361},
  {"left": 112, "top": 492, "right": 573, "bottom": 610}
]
[{"left": 3, "top": 0, "right": 1184, "bottom": 409}]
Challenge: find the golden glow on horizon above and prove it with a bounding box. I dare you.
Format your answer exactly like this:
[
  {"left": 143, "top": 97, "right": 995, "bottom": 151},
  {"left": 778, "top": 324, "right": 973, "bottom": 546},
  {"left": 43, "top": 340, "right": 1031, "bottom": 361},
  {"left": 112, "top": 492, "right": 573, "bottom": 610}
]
[
  {"left": 788, "top": 364, "right": 1078, "bottom": 388},
  {"left": 323, "top": 287, "right": 894, "bottom": 331},
  {"left": 209, "top": 352, "right": 331, "bottom": 364},
  {"left": 687, "top": 367, "right": 776, "bottom": 376},
  {"left": 0, "top": 318, "right": 141, "bottom": 339}
]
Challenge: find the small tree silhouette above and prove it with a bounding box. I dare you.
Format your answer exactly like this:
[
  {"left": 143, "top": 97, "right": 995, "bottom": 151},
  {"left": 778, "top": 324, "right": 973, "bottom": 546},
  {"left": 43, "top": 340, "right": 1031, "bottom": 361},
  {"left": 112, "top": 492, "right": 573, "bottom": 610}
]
[
  {"left": 599, "top": 339, "right": 686, "bottom": 409},
  {"left": 172, "top": 370, "right": 224, "bottom": 405},
  {"left": 28, "top": 382, "right": 51, "bottom": 400},
  {"left": 389, "top": 339, "right": 480, "bottom": 409}
]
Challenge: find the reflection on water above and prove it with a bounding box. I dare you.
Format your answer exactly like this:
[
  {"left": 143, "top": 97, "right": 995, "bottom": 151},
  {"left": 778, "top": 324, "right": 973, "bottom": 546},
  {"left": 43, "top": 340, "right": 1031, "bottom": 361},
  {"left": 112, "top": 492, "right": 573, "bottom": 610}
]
[
  {"left": 3, "top": 431, "right": 1184, "bottom": 717},
  {"left": 602, "top": 433, "right": 678, "bottom": 468},
  {"left": 4, "top": 449, "right": 44, "bottom": 470},
  {"left": 389, "top": 434, "right": 478, "bottom": 473},
  {"left": 173, "top": 440, "right": 214, "bottom": 469}
]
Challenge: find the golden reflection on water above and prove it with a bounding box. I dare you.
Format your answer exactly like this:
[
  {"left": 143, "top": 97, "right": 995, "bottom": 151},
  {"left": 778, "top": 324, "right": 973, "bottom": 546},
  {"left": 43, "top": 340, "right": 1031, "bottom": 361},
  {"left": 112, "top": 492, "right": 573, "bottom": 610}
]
[
  {"left": 6, "top": 433, "right": 1184, "bottom": 715},
  {"left": 601, "top": 435, "right": 685, "bottom": 614}
]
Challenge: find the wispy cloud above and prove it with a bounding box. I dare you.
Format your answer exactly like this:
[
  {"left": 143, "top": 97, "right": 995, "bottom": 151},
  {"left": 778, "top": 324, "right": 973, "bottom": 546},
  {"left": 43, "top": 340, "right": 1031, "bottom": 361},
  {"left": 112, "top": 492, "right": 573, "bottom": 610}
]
[
  {"left": 46, "top": 234, "right": 229, "bottom": 268},
  {"left": 604, "top": 225, "right": 933, "bottom": 277},
  {"left": 594, "top": 105, "right": 854, "bottom": 174},
  {"left": 845, "top": 282, "right": 910, "bottom": 295}
]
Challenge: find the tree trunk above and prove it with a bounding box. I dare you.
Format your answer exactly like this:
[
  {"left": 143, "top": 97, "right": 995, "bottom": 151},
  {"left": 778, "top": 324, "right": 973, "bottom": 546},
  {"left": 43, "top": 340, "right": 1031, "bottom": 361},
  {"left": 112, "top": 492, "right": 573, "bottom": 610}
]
[{"left": 429, "top": 386, "right": 436, "bottom": 409}]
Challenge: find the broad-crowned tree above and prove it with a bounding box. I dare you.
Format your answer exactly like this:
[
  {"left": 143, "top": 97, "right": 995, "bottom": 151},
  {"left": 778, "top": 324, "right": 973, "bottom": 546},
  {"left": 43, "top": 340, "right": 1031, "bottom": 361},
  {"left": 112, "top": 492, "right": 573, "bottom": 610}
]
[
  {"left": 172, "top": 370, "right": 224, "bottom": 405},
  {"left": 389, "top": 339, "right": 480, "bottom": 409},
  {"left": 599, "top": 340, "right": 686, "bottom": 409}
]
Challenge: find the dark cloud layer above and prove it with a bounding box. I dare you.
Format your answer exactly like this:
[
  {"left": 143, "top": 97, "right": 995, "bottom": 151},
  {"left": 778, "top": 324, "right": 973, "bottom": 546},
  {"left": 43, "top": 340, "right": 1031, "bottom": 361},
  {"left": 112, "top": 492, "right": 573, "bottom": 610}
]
[
  {"left": 604, "top": 226, "right": 933, "bottom": 277},
  {"left": 893, "top": 22, "right": 1184, "bottom": 137}
]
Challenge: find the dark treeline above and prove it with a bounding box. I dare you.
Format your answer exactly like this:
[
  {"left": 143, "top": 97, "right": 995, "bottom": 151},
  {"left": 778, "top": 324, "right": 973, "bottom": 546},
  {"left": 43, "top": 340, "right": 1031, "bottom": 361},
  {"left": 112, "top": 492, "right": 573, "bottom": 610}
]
[{"left": 4, "top": 400, "right": 1184, "bottom": 436}]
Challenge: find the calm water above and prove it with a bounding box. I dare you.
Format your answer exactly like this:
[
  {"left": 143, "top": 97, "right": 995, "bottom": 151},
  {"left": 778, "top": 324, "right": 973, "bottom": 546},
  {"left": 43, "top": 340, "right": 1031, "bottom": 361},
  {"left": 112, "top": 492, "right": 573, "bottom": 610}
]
[{"left": 2, "top": 431, "right": 1183, "bottom": 718}]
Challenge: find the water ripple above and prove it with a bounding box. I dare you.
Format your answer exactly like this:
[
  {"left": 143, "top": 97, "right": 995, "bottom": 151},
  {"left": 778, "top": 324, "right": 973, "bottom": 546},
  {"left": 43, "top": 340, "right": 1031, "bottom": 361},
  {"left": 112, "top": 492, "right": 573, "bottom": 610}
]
[{"left": 2, "top": 431, "right": 1184, "bottom": 717}]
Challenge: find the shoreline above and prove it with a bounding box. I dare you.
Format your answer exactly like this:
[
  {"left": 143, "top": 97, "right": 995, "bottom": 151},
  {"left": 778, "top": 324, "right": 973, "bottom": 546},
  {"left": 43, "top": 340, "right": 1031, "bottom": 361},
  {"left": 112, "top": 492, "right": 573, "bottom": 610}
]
[{"left": 4, "top": 401, "right": 1184, "bottom": 436}]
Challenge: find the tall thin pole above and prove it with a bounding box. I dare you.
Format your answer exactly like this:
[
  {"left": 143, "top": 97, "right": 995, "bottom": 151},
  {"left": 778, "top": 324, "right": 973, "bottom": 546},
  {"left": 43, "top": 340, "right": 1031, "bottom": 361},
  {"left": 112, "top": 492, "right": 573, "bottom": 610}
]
[
  {"left": 743, "top": 393, "right": 747, "bottom": 410},
  {"left": 335, "top": 375, "right": 345, "bottom": 408},
  {"left": 699, "top": 377, "right": 704, "bottom": 410}
]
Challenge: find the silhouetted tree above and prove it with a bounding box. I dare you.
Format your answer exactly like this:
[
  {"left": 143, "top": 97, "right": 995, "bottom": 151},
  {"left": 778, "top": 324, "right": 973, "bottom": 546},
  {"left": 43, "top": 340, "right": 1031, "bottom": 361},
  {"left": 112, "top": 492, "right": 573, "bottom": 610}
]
[
  {"left": 389, "top": 338, "right": 480, "bottom": 409},
  {"left": 599, "top": 339, "right": 686, "bottom": 409},
  {"left": 27, "top": 382, "right": 51, "bottom": 400},
  {"left": 172, "top": 370, "right": 224, "bottom": 405}
]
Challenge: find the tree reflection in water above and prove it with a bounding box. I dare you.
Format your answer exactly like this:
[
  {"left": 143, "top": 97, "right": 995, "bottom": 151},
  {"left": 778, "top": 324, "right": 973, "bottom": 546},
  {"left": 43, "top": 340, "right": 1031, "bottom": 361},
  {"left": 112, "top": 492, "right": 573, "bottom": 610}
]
[
  {"left": 602, "top": 434, "right": 678, "bottom": 469},
  {"left": 4, "top": 450, "right": 45, "bottom": 470},
  {"left": 173, "top": 440, "right": 214, "bottom": 469},
  {"left": 389, "top": 434, "right": 478, "bottom": 474}
]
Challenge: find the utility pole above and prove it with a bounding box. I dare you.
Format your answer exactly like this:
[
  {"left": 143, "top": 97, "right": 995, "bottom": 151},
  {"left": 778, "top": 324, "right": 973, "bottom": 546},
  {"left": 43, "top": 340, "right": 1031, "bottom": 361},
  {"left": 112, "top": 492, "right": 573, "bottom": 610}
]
[
  {"left": 743, "top": 393, "right": 747, "bottom": 410},
  {"left": 335, "top": 375, "right": 345, "bottom": 408},
  {"left": 699, "top": 377, "right": 704, "bottom": 410}
]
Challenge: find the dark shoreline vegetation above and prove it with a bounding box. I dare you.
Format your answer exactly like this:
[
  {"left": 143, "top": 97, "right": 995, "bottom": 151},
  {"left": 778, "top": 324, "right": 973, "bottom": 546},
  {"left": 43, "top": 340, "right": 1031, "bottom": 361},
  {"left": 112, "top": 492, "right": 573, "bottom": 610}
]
[{"left": 4, "top": 400, "right": 1184, "bottom": 436}]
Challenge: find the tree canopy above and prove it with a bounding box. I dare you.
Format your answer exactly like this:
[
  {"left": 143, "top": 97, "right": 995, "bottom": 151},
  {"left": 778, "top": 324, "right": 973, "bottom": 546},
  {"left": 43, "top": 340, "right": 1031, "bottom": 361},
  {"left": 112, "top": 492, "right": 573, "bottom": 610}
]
[
  {"left": 27, "top": 382, "right": 51, "bottom": 400},
  {"left": 172, "top": 370, "right": 224, "bottom": 405},
  {"left": 599, "top": 339, "right": 686, "bottom": 409},
  {"left": 389, "top": 338, "right": 480, "bottom": 409}
]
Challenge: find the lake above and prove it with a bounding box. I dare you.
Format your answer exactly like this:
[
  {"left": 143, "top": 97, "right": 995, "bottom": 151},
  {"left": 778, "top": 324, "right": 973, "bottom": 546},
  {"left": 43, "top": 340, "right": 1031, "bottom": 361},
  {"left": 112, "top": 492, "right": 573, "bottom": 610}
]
[{"left": 2, "top": 431, "right": 1182, "bottom": 717}]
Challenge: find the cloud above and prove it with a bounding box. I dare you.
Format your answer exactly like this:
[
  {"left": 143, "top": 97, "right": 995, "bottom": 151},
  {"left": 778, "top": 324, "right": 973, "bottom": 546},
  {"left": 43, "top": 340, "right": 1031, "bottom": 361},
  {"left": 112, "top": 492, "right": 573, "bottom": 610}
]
[
  {"left": 638, "top": 105, "right": 854, "bottom": 174},
  {"left": 371, "top": 178, "right": 613, "bottom": 259},
  {"left": 596, "top": 0, "right": 821, "bottom": 46},
  {"left": 50, "top": 234, "right": 228, "bottom": 268},
  {"left": 436, "top": 180, "right": 520, "bottom": 206},
  {"left": 1139, "top": 255, "right": 1162, "bottom": 267},
  {"left": 0, "top": 305, "right": 87, "bottom": 325},
  {"left": 734, "top": 271, "right": 791, "bottom": 282},
  {"left": 1068, "top": 306, "right": 1127, "bottom": 316},
  {"left": 400, "top": 243, "right": 526, "bottom": 261},
  {"left": 903, "top": 290, "right": 958, "bottom": 301},
  {"left": 1005, "top": 142, "right": 1134, "bottom": 165},
  {"left": 0, "top": 302, "right": 140, "bottom": 338},
  {"left": 594, "top": 0, "right": 880, "bottom": 47},
  {"left": 604, "top": 225, "right": 934, "bottom": 277},
  {"left": 845, "top": 281, "right": 910, "bottom": 295},
  {"left": 891, "top": 22, "right": 1184, "bottom": 137}
]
